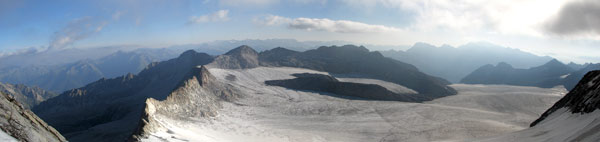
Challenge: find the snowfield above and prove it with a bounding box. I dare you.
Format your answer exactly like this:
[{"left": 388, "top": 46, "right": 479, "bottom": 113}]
[
  {"left": 141, "top": 67, "right": 566, "bottom": 142},
  {"left": 480, "top": 108, "right": 600, "bottom": 142}
]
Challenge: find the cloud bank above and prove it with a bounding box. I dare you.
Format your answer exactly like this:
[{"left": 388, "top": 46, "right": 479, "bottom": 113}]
[
  {"left": 546, "top": 0, "right": 600, "bottom": 36},
  {"left": 256, "top": 15, "right": 401, "bottom": 33},
  {"left": 188, "top": 10, "right": 230, "bottom": 24}
]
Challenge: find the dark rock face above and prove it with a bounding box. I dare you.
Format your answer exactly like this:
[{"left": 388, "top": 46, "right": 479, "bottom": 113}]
[
  {"left": 259, "top": 45, "right": 457, "bottom": 99},
  {"left": 265, "top": 73, "right": 427, "bottom": 102},
  {"left": 531, "top": 70, "right": 600, "bottom": 127},
  {"left": 0, "top": 83, "right": 58, "bottom": 109},
  {"left": 0, "top": 92, "right": 66, "bottom": 142},
  {"left": 32, "top": 50, "right": 214, "bottom": 142},
  {"left": 461, "top": 59, "right": 575, "bottom": 88}
]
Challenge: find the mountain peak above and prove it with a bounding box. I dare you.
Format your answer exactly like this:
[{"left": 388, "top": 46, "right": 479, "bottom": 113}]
[
  {"left": 181, "top": 49, "right": 197, "bottom": 56},
  {"left": 315, "top": 45, "right": 369, "bottom": 53},
  {"left": 496, "top": 62, "right": 513, "bottom": 69},
  {"left": 208, "top": 45, "right": 259, "bottom": 69},
  {"left": 225, "top": 45, "right": 258, "bottom": 56},
  {"left": 544, "top": 59, "right": 563, "bottom": 66}
]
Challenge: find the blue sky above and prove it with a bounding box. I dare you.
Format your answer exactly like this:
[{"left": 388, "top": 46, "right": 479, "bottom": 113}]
[{"left": 1, "top": 0, "right": 600, "bottom": 63}]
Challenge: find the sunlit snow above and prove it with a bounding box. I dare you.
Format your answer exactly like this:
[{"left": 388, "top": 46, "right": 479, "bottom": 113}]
[{"left": 141, "top": 67, "right": 566, "bottom": 142}]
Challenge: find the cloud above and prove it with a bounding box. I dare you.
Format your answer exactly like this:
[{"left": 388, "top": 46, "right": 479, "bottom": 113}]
[
  {"left": 49, "top": 17, "right": 107, "bottom": 50},
  {"left": 0, "top": 46, "right": 49, "bottom": 58},
  {"left": 546, "top": 0, "right": 600, "bottom": 36},
  {"left": 255, "top": 15, "right": 401, "bottom": 33},
  {"left": 338, "top": 0, "right": 569, "bottom": 37},
  {"left": 253, "top": 15, "right": 291, "bottom": 26},
  {"left": 112, "top": 11, "right": 124, "bottom": 21},
  {"left": 188, "top": 10, "right": 230, "bottom": 24},
  {"left": 219, "top": 0, "right": 278, "bottom": 7}
]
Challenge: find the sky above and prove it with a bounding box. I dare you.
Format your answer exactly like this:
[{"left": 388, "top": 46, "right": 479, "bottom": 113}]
[{"left": 1, "top": 0, "right": 600, "bottom": 63}]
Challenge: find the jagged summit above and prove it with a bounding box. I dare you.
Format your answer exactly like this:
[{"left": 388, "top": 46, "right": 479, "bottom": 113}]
[{"left": 131, "top": 65, "right": 239, "bottom": 141}]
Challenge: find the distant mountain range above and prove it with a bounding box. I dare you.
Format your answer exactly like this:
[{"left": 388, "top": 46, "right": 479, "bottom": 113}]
[
  {"left": 381, "top": 42, "right": 553, "bottom": 83},
  {"left": 0, "top": 39, "right": 412, "bottom": 93},
  {"left": 33, "top": 45, "right": 455, "bottom": 141},
  {"left": 0, "top": 49, "right": 178, "bottom": 92},
  {"left": 461, "top": 59, "right": 575, "bottom": 88},
  {"left": 461, "top": 59, "right": 600, "bottom": 90},
  {"left": 0, "top": 82, "right": 58, "bottom": 109}
]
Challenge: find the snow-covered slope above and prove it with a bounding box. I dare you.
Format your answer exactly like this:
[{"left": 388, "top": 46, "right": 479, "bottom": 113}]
[
  {"left": 480, "top": 70, "right": 600, "bottom": 142},
  {"left": 134, "top": 67, "right": 565, "bottom": 142}
]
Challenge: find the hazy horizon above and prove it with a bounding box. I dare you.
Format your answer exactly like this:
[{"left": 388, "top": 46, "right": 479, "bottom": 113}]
[{"left": 1, "top": 0, "right": 600, "bottom": 63}]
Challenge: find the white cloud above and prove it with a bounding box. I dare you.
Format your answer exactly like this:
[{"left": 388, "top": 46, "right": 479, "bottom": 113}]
[
  {"left": 49, "top": 17, "right": 107, "bottom": 50},
  {"left": 255, "top": 15, "right": 401, "bottom": 33},
  {"left": 253, "top": 15, "right": 291, "bottom": 26},
  {"left": 188, "top": 10, "right": 230, "bottom": 24},
  {"left": 219, "top": 0, "right": 278, "bottom": 7},
  {"left": 112, "top": 11, "right": 123, "bottom": 21},
  {"left": 339, "top": 0, "right": 569, "bottom": 37}
]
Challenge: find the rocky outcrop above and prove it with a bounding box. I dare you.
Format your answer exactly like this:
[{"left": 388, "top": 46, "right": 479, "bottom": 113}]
[
  {"left": 265, "top": 73, "right": 427, "bottom": 102},
  {"left": 0, "top": 92, "right": 66, "bottom": 142},
  {"left": 0, "top": 83, "right": 58, "bottom": 109},
  {"left": 130, "top": 66, "right": 239, "bottom": 141}
]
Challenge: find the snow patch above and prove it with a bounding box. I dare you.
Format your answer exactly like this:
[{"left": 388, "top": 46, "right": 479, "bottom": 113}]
[
  {"left": 560, "top": 74, "right": 570, "bottom": 79},
  {"left": 0, "top": 130, "right": 17, "bottom": 142}
]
